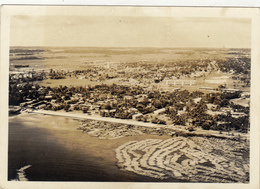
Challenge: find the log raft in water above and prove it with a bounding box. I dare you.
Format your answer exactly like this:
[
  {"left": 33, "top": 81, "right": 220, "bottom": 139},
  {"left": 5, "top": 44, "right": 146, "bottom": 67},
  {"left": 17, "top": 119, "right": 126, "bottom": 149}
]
[{"left": 115, "top": 137, "right": 249, "bottom": 183}]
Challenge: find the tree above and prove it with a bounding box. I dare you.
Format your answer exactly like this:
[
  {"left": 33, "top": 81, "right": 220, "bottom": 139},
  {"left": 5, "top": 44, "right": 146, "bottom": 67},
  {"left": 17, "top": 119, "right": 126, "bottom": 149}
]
[
  {"left": 220, "top": 99, "right": 229, "bottom": 107},
  {"left": 64, "top": 95, "right": 70, "bottom": 100},
  {"left": 64, "top": 104, "right": 70, "bottom": 111},
  {"left": 141, "top": 97, "right": 150, "bottom": 106},
  {"left": 136, "top": 103, "right": 145, "bottom": 113},
  {"left": 104, "top": 103, "right": 112, "bottom": 110},
  {"left": 83, "top": 106, "right": 90, "bottom": 113},
  {"left": 142, "top": 115, "right": 149, "bottom": 122},
  {"left": 153, "top": 99, "right": 163, "bottom": 109},
  {"left": 202, "top": 122, "right": 211, "bottom": 130}
]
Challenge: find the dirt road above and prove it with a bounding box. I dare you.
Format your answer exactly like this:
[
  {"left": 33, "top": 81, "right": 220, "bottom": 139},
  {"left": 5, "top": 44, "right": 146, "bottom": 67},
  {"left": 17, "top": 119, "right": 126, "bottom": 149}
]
[{"left": 29, "top": 109, "right": 249, "bottom": 140}]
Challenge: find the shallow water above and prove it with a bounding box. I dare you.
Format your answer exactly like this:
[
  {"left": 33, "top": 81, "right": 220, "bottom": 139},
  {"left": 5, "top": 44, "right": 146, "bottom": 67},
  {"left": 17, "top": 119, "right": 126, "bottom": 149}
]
[
  {"left": 8, "top": 113, "right": 183, "bottom": 182},
  {"left": 8, "top": 113, "right": 249, "bottom": 182}
]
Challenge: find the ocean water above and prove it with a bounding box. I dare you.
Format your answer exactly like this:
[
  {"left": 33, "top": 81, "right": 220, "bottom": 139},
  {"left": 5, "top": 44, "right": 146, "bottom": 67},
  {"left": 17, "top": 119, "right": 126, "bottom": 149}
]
[
  {"left": 8, "top": 113, "right": 181, "bottom": 182},
  {"left": 8, "top": 113, "right": 249, "bottom": 183}
]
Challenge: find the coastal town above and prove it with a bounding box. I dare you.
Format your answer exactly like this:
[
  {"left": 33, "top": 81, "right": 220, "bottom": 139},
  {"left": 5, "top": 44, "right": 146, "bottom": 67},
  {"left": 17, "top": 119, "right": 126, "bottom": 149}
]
[
  {"left": 6, "top": 6, "right": 255, "bottom": 184},
  {"left": 9, "top": 48, "right": 250, "bottom": 138},
  {"left": 8, "top": 47, "right": 251, "bottom": 183}
]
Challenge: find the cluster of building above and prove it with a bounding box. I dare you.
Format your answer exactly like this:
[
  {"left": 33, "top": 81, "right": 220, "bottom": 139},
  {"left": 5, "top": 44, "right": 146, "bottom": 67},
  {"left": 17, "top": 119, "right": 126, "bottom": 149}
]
[
  {"left": 9, "top": 71, "right": 45, "bottom": 84},
  {"left": 9, "top": 49, "right": 251, "bottom": 133},
  {"left": 13, "top": 81, "right": 249, "bottom": 132}
]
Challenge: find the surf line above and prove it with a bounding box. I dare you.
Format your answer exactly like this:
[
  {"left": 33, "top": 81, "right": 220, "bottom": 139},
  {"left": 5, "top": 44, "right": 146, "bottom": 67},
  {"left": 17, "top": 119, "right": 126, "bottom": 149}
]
[{"left": 13, "top": 165, "right": 32, "bottom": 181}]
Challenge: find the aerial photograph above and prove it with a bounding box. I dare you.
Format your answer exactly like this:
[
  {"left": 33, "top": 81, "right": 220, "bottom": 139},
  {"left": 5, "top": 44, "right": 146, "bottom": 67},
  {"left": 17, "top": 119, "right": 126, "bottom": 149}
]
[{"left": 7, "top": 7, "right": 251, "bottom": 183}]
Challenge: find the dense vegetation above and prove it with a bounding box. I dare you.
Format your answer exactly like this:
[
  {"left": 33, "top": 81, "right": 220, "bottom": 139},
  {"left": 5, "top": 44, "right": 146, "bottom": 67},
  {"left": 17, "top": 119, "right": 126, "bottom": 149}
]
[{"left": 9, "top": 83, "right": 249, "bottom": 133}]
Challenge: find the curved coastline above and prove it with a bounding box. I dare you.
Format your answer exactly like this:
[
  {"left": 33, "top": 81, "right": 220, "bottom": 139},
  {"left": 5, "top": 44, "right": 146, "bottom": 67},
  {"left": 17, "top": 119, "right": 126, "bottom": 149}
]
[{"left": 8, "top": 112, "right": 249, "bottom": 182}]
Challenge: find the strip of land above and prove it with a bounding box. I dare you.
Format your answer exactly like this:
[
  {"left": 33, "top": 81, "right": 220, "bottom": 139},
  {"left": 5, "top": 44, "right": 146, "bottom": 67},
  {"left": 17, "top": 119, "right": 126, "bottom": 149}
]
[{"left": 29, "top": 110, "right": 249, "bottom": 140}]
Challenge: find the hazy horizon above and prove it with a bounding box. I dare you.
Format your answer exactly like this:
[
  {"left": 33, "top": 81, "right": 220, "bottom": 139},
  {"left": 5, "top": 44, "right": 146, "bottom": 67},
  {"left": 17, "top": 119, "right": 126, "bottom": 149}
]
[{"left": 10, "top": 15, "right": 251, "bottom": 49}]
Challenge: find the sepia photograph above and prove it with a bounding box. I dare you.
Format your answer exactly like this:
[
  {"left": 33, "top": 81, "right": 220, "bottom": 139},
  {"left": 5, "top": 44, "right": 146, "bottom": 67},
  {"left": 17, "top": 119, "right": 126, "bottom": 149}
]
[{"left": 1, "top": 5, "right": 260, "bottom": 189}]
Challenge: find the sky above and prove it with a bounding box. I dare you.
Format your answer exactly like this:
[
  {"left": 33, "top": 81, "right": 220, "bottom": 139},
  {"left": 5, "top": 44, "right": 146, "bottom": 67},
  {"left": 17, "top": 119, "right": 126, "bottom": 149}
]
[{"left": 10, "top": 15, "right": 251, "bottom": 48}]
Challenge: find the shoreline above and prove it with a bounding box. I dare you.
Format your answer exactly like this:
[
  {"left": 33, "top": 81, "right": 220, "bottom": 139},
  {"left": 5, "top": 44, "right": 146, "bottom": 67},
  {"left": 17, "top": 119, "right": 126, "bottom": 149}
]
[
  {"left": 27, "top": 109, "right": 249, "bottom": 141},
  {"left": 8, "top": 112, "right": 249, "bottom": 182},
  {"left": 8, "top": 114, "right": 180, "bottom": 182}
]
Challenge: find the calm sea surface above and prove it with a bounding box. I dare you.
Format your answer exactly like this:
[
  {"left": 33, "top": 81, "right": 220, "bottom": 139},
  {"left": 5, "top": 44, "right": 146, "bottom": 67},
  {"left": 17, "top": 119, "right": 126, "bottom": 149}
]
[{"left": 8, "top": 113, "right": 184, "bottom": 182}]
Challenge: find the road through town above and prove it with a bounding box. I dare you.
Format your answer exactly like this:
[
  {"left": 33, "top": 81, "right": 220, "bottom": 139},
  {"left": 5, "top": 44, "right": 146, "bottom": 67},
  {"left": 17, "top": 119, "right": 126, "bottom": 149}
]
[{"left": 29, "top": 109, "right": 249, "bottom": 140}]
